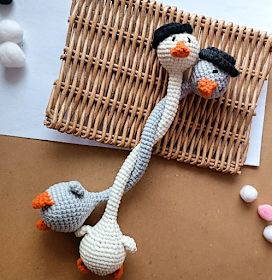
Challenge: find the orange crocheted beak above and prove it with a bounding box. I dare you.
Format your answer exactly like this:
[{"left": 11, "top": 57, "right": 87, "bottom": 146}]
[
  {"left": 171, "top": 41, "right": 190, "bottom": 58},
  {"left": 32, "top": 191, "right": 54, "bottom": 209},
  {"left": 197, "top": 79, "right": 218, "bottom": 99}
]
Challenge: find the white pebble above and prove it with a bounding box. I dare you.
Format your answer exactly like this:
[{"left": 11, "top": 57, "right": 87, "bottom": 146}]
[
  {"left": 240, "top": 185, "right": 258, "bottom": 203},
  {"left": 263, "top": 225, "right": 272, "bottom": 243},
  {"left": 0, "top": 19, "right": 24, "bottom": 44},
  {"left": 0, "top": 42, "right": 25, "bottom": 68}
]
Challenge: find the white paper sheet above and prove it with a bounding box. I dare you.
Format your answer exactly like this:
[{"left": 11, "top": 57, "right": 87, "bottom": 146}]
[
  {"left": 0, "top": 0, "right": 111, "bottom": 149},
  {"left": 0, "top": 0, "right": 271, "bottom": 166},
  {"left": 168, "top": 0, "right": 272, "bottom": 33},
  {"left": 244, "top": 81, "right": 268, "bottom": 166}
]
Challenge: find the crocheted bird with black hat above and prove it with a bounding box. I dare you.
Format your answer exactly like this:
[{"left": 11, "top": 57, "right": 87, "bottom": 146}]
[
  {"left": 180, "top": 47, "right": 240, "bottom": 99},
  {"left": 152, "top": 22, "right": 200, "bottom": 78},
  {"left": 31, "top": 22, "right": 200, "bottom": 235}
]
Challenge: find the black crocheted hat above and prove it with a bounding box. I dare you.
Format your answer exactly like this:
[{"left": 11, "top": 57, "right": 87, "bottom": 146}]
[
  {"left": 199, "top": 47, "right": 240, "bottom": 77},
  {"left": 152, "top": 23, "right": 193, "bottom": 49}
]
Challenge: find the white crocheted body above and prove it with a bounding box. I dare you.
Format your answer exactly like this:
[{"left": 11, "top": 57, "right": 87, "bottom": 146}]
[
  {"left": 76, "top": 147, "right": 139, "bottom": 276},
  {"left": 77, "top": 221, "right": 126, "bottom": 276}
]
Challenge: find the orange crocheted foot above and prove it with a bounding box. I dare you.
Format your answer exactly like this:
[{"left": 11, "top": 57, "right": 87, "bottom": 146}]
[
  {"left": 77, "top": 258, "right": 90, "bottom": 274},
  {"left": 113, "top": 265, "right": 124, "bottom": 280},
  {"left": 36, "top": 219, "right": 50, "bottom": 231}
]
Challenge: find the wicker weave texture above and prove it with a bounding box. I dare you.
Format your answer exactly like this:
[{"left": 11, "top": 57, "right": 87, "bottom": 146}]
[{"left": 45, "top": 0, "right": 272, "bottom": 174}]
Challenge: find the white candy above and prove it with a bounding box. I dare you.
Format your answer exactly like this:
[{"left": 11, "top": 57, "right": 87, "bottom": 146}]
[
  {"left": 0, "top": 42, "right": 25, "bottom": 68},
  {"left": 263, "top": 225, "right": 272, "bottom": 243},
  {"left": 240, "top": 185, "right": 258, "bottom": 203},
  {"left": 0, "top": 19, "right": 23, "bottom": 44}
]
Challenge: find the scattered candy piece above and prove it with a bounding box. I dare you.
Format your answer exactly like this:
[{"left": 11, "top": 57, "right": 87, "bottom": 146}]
[
  {"left": 263, "top": 225, "right": 272, "bottom": 243},
  {"left": 258, "top": 204, "right": 272, "bottom": 222},
  {"left": 0, "top": 42, "right": 25, "bottom": 68},
  {"left": 240, "top": 185, "right": 258, "bottom": 203},
  {"left": 0, "top": 19, "right": 23, "bottom": 44},
  {"left": 0, "top": 0, "right": 13, "bottom": 4}
]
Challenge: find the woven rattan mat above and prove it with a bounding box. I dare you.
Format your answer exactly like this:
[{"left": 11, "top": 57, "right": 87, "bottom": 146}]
[{"left": 45, "top": 0, "right": 272, "bottom": 174}]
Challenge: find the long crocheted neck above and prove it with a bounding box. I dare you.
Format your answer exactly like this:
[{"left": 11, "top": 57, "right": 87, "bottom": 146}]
[
  {"left": 155, "top": 74, "right": 183, "bottom": 142},
  {"left": 101, "top": 74, "right": 183, "bottom": 222}
]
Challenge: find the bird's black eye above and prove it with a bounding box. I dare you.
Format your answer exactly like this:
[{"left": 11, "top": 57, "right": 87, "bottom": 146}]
[
  {"left": 187, "top": 37, "right": 191, "bottom": 43},
  {"left": 172, "top": 36, "right": 176, "bottom": 42},
  {"left": 213, "top": 69, "right": 218, "bottom": 73}
]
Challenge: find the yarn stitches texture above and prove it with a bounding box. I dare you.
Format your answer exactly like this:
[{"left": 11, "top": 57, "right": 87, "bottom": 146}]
[
  {"left": 74, "top": 40, "right": 240, "bottom": 277},
  {"left": 75, "top": 25, "right": 201, "bottom": 276},
  {"left": 32, "top": 23, "right": 200, "bottom": 235},
  {"left": 31, "top": 22, "right": 241, "bottom": 278},
  {"left": 35, "top": 98, "right": 165, "bottom": 232},
  {"left": 180, "top": 47, "right": 239, "bottom": 99}
]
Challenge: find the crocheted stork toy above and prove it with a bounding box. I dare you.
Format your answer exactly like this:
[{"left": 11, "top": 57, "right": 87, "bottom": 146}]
[
  {"left": 31, "top": 23, "right": 200, "bottom": 235},
  {"left": 180, "top": 47, "right": 239, "bottom": 99},
  {"left": 73, "top": 23, "right": 200, "bottom": 279}
]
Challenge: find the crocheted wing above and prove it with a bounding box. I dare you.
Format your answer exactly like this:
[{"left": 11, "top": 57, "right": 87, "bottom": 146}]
[{"left": 122, "top": 235, "right": 137, "bottom": 253}]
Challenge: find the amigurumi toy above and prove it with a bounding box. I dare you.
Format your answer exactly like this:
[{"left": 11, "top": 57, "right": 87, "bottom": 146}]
[
  {"left": 32, "top": 22, "right": 200, "bottom": 235},
  {"left": 180, "top": 47, "right": 239, "bottom": 99},
  {"left": 32, "top": 22, "right": 240, "bottom": 279},
  {"left": 32, "top": 99, "right": 165, "bottom": 233},
  {"left": 73, "top": 23, "right": 200, "bottom": 278},
  {"left": 33, "top": 22, "right": 201, "bottom": 279}
]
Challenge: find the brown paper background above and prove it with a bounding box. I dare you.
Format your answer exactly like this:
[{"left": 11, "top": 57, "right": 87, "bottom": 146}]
[{"left": 0, "top": 78, "right": 272, "bottom": 280}]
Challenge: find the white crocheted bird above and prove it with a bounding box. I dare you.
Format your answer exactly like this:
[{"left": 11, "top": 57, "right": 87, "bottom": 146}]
[{"left": 74, "top": 22, "right": 200, "bottom": 279}]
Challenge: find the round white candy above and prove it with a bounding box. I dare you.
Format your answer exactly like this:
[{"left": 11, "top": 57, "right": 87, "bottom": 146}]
[
  {"left": 240, "top": 185, "right": 258, "bottom": 203},
  {"left": 0, "top": 19, "right": 24, "bottom": 44},
  {"left": 0, "top": 42, "right": 25, "bottom": 68},
  {"left": 263, "top": 225, "right": 272, "bottom": 243}
]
